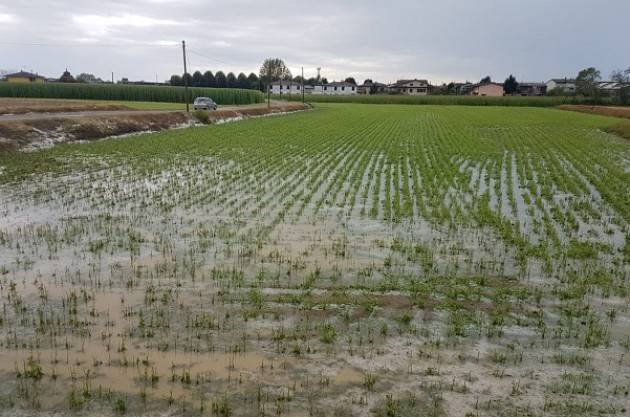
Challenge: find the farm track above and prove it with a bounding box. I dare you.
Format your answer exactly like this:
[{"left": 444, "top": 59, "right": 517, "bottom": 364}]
[{"left": 0, "top": 104, "right": 629, "bottom": 416}]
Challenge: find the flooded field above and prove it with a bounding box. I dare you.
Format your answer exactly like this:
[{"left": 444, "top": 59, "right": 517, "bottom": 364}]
[{"left": 0, "top": 103, "right": 629, "bottom": 416}]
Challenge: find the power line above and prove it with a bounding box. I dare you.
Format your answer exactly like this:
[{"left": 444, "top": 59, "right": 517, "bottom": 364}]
[
  {"left": 0, "top": 41, "right": 179, "bottom": 48},
  {"left": 186, "top": 48, "right": 234, "bottom": 68}
]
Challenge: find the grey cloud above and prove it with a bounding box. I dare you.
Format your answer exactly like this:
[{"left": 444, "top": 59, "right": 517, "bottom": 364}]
[{"left": 1, "top": 0, "right": 629, "bottom": 84}]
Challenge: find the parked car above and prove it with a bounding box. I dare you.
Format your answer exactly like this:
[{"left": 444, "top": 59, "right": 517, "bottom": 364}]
[{"left": 193, "top": 97, "right": 217, "bottom": 110}]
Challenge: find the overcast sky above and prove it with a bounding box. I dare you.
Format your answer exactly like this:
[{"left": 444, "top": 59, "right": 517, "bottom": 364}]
[{"left": 1, "top": 0, "right": 629, "bottom": 84}]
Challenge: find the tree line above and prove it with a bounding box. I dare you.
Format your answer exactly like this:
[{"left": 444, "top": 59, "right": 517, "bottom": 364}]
[
  {"left": 171, "top": 58, "right": 361, "bottom": 90},
  {"left": 170, "top": 71, "right": 261, "bottom": 90}
]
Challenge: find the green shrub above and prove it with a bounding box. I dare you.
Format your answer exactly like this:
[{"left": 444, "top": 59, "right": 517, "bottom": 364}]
[{"left": 193, "top": 109, "right": 211, "bottom": 124}]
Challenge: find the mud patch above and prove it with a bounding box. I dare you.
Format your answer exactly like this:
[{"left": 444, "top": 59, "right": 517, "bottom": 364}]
[{"left": 0, "top": 112, "right": 190, "bottom": 151}]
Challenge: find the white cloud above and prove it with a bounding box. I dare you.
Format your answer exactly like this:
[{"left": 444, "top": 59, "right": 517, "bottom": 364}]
[
  {"left": 0, "top": 13, "right": 18, "bottom": 24},
  {"left": 72, "top": 13, "right": 179, "bottom": 36}
]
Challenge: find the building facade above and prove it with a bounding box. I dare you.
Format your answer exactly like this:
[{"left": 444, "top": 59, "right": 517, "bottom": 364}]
[
  {"left": 546, "top": 78, "right": 576, "bottom": 94},
  {"left": 390, "top": 79, "right": 429, "bottom": 95},
  {"left": 5, "top": 71, "right": 46, "bottom": 83},
  {"left": 469, "top": 82, "right": 504, "bottom": 97},
  {"left": 517, "top": 82, "right": 547, "bottom": 96},
  {"left": 270, "top": 81, "right": 303, "bottom": 95},
  {"left": 321, "top": 82, "right": 357, "bottom": 95}
]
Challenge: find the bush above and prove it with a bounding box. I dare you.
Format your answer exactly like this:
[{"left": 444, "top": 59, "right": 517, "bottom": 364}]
[
  {"left": 0, "top": 82, "right": 263, "bottom": 105},
  {"left": 193, "top": 109, "right": 211, "bottom": 124}
]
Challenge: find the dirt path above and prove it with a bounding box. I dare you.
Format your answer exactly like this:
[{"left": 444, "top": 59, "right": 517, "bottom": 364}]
[
  {"left": 0, "top": 101, "right": 290, "bottom": 122},
  {"left": 0, "top": 109, "right": 180, "bottom": 122}
]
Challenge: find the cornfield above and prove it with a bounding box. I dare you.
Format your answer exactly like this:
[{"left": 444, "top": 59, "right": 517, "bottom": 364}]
[
  {"left": 273, "top": 93, "right": 616, "bottom": 107},
  {"left": 0, "top": 82, "right": 264, "bottom": 105}
]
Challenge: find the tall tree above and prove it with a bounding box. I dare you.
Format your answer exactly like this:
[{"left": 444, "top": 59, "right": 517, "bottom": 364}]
[
  {"left": 344, "top": 77, "right": 356, "bottom": 85},
  {"left": 182, "top": 72, "right": 193, "bottom": 87},
  {"left": 480, "top": 76, "right": 492, "bottom": 83},
  {"left": 215, "top": 71, "right": 227, "bottom": 88},
  {"left": 170, "top": 75, "right": 183, "bottom": 86},
  {"left": 503, "top": 74, "right": 519, "bottom": 95},
  {"left": 363, "top": 79, "right": 373, "bottom": 85},
  {"left": 76, "top": 73, "right": 102, "bottom": 83},
  {"left": 259, "top": 58, "right": 291, "bottom": 88},
  {"left": 192, "top": 71, "right": 203, "bottom": 87},
  {"left": 576, "top": 67, "right": 601, "bottom": 96},
  {"left": 226, "top": 72, "right": 237, "bottom": 88},
  {"left": 237, "top": 72, "right": 249, "bottom": 89},
  {"left": 202, "top": 71, "right": 215, "bottom": 88},
  {"left": 247, "top": 72, "right": 259, "bottom": 90},
  {"left": 611, "top": 68, "right": 630, "bottom": 83}
]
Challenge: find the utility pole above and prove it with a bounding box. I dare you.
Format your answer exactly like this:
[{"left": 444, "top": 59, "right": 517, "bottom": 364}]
[
  {"left": 111, "top": 72, "right": 114, "bottom": 84},
  {"left": 182, "top": 40, "right": 190, "bottom": 113},
  {"left": 302, "top": 67, "right": 304, "bottom": 104},
  {"left": 267, "top": 82, "right": 271, "bottom": 109}
]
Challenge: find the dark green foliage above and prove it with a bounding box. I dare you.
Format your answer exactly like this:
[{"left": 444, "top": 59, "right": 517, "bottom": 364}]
[
  {"left": 0, "top": 82, "right": 263, "bottom": 105},
  {"left": 504, "top": 74, "right": 519, "bottom": 94}
]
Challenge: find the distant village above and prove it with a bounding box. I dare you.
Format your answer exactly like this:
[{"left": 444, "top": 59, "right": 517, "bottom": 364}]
[
  {"left": 269, "top": 77, "right": 629, "bottom": 98},
  {"left": 2, "top": 66, "right": 629, "bottom": 98}
]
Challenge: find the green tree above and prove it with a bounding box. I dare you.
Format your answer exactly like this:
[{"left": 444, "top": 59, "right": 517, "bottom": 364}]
[
  {"left": 182, "top": 72, "right": 193, "bottom": 87},
  {"left": 247, "top": 72, "right": 259, "bottom": 90},
  {"left": 76, "top": 73, "right": 102, "bottom": 83},
  {"left": 237, "top": 72, "right": 249, "bottom": 89},
  {"left": 192, "top": 71, "right": 203, "bottom": 87},
  {"left": 503, "top": 74, "right": 519, "bottom": 95},
  {"left": 576, "top": 67, "right": 601, "bottom": 96},
  {"left": 480, "top": 76, "right": 492, "bottom": 83},
  {"left": 226, "top": 72, "right": 237, "bottom": 88},
  {"left": 202, "top": 71, "right": 215, "bottom": 88},
  {"left": 169, "top": 75, "right": 182, "bottom": 86},
  {"left": 259, "top": 58, "right": 291, "bottom": 88},
  {"left": 215, "top": 71, "right": 227, "bottom": 88},
  {"left": 345, "top": 77, "right": 356, "bottom": 85}
]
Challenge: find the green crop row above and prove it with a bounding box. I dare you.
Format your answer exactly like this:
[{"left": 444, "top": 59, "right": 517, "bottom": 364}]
[
  {"left": 273, "top": 93, "right": 616, "bottom": 107},
  {"left": 0, "top": 82, "right": 264, "bottom": 105}
]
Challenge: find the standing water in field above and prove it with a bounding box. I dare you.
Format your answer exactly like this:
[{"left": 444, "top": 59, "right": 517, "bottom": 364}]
[{"left": 0, "top": 104, "right": 629, "bottom": 416}]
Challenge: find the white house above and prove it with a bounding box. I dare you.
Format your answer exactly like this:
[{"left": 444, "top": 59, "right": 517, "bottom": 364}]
[
  {"left": 320, "top": 82, "right": 357, "bottom": 95},
  {"left": 546, "top": 78, "right": 576, "bottom": 94},
  {"left": 270, "top": 81, "right": 303, "bottom": 95}
]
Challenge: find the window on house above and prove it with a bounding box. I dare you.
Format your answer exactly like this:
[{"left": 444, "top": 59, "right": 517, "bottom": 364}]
[
  {"left": 334, "top": 86, "right": 337, "bottom": 91},
  {"left": 342, "top": 86, "right": 345, "bottom": 91}
]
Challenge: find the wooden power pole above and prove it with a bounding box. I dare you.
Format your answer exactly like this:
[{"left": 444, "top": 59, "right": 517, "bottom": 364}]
[{"left": 302, "top": 67, "right": 304, "bottom": 104}]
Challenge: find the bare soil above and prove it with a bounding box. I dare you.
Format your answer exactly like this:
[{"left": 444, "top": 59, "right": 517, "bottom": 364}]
[
  {"left": 558, "top": 104, "right": 630, "bottom": 119},
  {"left": 0, "top": 101, "right": 310, "bottom": 152},
  {"left": 0, "top": 112, "right": 190, "bottom": 152},
  {"left": 0, "top": 98, "right": 133, "bottom": 115}
]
